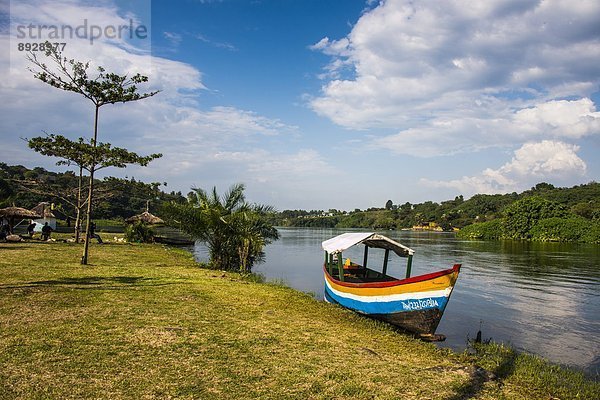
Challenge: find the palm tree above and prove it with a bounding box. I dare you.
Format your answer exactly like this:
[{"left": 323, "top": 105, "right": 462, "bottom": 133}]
[
  {"left": 163, "top": 184, "right": 279, "bottom": 272},
  {"left": 230, "top": 203, "right": 279, "bottom": 272}
]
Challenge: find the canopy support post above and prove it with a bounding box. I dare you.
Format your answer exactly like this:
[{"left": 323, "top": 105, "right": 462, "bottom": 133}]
[
  {"left": 324, "top": 251, "right": 329, "bottom": 270},
  {"left": 337, "top": 252, "right": 344, "bottom": 282},
  {"left": 329, "top": 253, "right": 334, "bottom": 275},
  {"left": 405, "top": 254, "right": 413, "bottom": 279},
  {"left": 382, "top": 249, "right": 390, "bottom": 276},
  {"left": 362, "top": 245, "right": 369, "bottom": 269}
]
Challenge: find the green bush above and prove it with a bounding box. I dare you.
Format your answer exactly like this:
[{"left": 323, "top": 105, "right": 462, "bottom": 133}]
[
  {"left": 456, "top": 219, "right": 503, "bottom": 240},
  {"left": 530, "top": 217, "right": 600, "bottom": 243},
  {"left": 581, "top": 221, "right": 600, "bottom": 243},
  {"left": 124, "top": 222, "right": 155, "bottom": 243}
]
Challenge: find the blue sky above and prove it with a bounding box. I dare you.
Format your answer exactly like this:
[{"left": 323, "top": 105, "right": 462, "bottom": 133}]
[{"left": 2, "top": 0, "right": 599, "bottom": 210}]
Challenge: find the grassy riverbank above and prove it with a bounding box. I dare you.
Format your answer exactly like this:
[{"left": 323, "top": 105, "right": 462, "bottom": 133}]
[{"left": 1, "top": 241, "right": 598, "bottom": 399}]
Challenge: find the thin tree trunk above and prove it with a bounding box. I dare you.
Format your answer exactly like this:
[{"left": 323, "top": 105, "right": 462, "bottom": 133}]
[
  {"left": 238, "top": 241, "right": 249, "bottom": 273},
  {"left": 74, "top": 165, "right": 82, "bottom": 243},
  {"left": 81, "top": 105, "right": 99, "bottom": 265}
]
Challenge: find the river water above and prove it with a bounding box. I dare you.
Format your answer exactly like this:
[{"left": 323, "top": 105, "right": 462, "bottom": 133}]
[{"left": 193, "top": 227, "right": 600, "bottom": 377}]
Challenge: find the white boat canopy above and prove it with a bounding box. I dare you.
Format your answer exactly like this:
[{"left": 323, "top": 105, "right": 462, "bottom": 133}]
[{"left": 322, "top": 232, "right": 415, "bottom": 257}]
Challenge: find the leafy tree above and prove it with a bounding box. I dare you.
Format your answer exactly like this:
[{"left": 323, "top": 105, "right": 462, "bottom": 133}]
[
  {"left": 28, "top": 43, "right": 160, "bottom": 264},
  {"left": 502, "top": 197, "right": 568, "bottom": 239},
  {"left": 229, "top": 205, "right": 278, "bottom": 272},
  {"left": 28, "top": 134, "right": 160, "bottom": 243},
  {"left": 461, "top": 193, "right": 512, "bottom": 219},
  {"left": 385, "top": 199, "right": 393, "bottom": 210},
  {"left": 530, "top": 182, "right": 555, "bottom": 193},
  {"left": 163, "top": 184, "right": 279, "bottom": 272},
  {"left": 413, "top": 212, "right": 425, "bottom": 226},
  {"left": 412, "top": 201, "right": 439, "bottom": 222},
  {"left": 571, "top": 201, "right": 600, "bottom": 220},
  {"left": 0, "top": 178, "right": 14, "bottom": 203}
]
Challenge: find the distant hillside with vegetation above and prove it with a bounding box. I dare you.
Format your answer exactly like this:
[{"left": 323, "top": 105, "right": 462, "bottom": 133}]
[
  {"left": 0, "top": 163, "right": 186, "bottom": 221},
  {"left": 270, "top": 182, "right": 600, "bottom": 243},
  {"left": 457, "top": 194, "right": 600, "bottom": 243}
]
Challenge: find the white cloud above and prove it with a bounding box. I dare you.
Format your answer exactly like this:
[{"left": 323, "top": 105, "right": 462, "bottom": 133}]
[
  {"left": 513, "top": 99, "right": 600, "bottom": 139},
  {"left": 1, "top": 0, "right": 329, "bottom": 207},
  {"left": 163, "top": 31, "right": 182, "bottom": 46},
  {"left": 421, "top": 140, "right": 587, "bottom": 195},
  {"left": 195, "top": 33, "right": 237, "bottom": 51},
  {"left": 310, "top": 0, "right": 600, "bottom": 154},
  {"left": 371, "top": 98, "right": 600, "bottom": 156}
]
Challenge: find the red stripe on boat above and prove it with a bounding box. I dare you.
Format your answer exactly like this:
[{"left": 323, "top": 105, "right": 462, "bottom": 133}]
[{"left": 324, "top": 264, "right": 461, "bottom": 289}]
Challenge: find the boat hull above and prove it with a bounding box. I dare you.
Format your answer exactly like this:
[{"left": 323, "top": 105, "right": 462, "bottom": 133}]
[{"left": 324, "top": 264, "right": 460, "bottom": 335}]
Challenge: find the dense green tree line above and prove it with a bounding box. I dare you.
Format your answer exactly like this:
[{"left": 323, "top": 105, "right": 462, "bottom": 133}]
[
  {"left": 458, "top": 196, "right": 600, "bottom": 243},
  {"left": 0, "top": 163, "right": 186, "bottom": 220},
  {"left": 271, "top": 182, "right": 600, "bottom": 242}
]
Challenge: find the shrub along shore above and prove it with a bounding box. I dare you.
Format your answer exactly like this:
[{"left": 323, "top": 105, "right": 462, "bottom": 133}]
[{"left": 1, "top": 240, "right": 598, "bottom": 399}]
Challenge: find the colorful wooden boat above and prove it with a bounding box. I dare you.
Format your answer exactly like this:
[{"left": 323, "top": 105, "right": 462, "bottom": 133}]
[{"left": 322, "top": 232, "right": 460, "bottom": 338}]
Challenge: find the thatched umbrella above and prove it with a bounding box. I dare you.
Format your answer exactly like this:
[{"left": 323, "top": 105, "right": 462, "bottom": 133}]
[
  {"left": 0, "top": 207, "right": 42, "bottom": 233},
  {"left": 125, "top": 211, "right": 164, "bottom": 225}
]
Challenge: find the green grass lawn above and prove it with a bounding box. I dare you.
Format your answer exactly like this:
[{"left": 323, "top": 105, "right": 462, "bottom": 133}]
[{"left": 0, "top": 241, "right": 598, "bottom": 399}]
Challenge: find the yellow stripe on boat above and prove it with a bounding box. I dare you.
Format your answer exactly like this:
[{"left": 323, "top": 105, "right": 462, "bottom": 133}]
[{"left": 324, "top": 270, "right": 458, "bottom": 297}]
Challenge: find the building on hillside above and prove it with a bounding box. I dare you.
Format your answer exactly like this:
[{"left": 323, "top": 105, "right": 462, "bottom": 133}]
[{"left": 411, "top": 222, "right": 443, "bottom": 232}]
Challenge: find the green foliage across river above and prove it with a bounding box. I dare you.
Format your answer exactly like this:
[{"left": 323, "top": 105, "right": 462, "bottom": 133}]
[
  {"left": 271, "top": 182, "right": 600, "bottom": 244},
  {"left": 458, "top": 196, "right": 600, "bottom": 243}
]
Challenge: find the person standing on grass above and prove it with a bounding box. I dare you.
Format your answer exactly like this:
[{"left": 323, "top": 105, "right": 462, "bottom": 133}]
[
  {"left": 41, "top": 222, "right": 53, "bottom": 241},
  {"left": 0, "top": 222, "right": 8, "bottom": 240},
  {"left": 27, "top": 220, "right": 36, "bottom": 238}
]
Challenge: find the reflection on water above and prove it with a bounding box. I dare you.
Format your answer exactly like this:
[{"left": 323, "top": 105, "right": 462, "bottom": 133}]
[{"left": 194, "top": 227, "right": 600, "bottom": 378}]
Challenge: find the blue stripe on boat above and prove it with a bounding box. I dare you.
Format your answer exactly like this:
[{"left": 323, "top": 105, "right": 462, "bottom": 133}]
[{"left": 324, "top": 285, "right": 449, "bottom": 315}]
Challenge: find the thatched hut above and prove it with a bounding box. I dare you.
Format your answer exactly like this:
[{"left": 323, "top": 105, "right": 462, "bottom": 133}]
[
  {"left": 0, "top": 206, "right": 42, "bottom": 233},
  {"left": 125, "top": 211, "right": 164, "bottom": 225}
]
